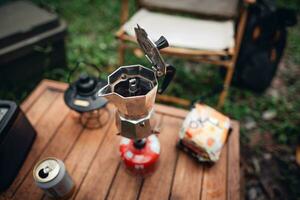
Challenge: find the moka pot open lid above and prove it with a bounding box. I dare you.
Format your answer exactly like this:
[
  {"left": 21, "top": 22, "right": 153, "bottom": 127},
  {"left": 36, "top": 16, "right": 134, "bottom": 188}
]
[{"left": 134, "top": 25, "right": 176, "bottom": 94}]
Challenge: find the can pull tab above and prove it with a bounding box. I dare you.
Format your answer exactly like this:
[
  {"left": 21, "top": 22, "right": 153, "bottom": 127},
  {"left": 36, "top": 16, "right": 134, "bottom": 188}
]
[
  {"left": 38, "top": 166, "right": 52, "bottom": 179},
  {"left": 158, "top": 64, "right": 176, "bottom": 94}
]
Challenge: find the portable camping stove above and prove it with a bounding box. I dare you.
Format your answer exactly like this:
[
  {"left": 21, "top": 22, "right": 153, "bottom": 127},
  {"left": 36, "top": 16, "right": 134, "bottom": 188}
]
[{"left": 98, "top": 25, "right": 175, "bottom": 175}]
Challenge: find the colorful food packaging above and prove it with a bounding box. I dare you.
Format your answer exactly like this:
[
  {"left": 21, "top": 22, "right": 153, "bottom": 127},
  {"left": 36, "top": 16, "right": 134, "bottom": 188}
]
[{"left": 178, "top": 103, "right": 231, "bottom": 162}]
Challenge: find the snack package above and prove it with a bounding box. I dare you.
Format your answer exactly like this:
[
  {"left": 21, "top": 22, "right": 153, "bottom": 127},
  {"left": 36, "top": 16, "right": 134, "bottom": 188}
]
[{"left": 178, "top": 103, "right": 231, "bottom": 162}]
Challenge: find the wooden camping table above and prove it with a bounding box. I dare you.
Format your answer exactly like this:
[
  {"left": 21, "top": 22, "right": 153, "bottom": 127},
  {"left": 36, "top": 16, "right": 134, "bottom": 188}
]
[{"left": 0, "top": 79, "right": 240, "bottom": 200}]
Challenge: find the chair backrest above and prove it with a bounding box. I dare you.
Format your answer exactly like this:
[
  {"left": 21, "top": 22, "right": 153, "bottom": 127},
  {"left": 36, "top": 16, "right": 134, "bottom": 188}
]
[{"left": 138, "top": 0, "right": 241, "bottom": 20}]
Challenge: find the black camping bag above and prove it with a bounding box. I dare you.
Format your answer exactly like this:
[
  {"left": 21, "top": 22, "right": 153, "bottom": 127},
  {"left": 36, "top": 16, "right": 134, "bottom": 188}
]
[{"left": 231, "top": 0, "right": 297, "bottom": 92}]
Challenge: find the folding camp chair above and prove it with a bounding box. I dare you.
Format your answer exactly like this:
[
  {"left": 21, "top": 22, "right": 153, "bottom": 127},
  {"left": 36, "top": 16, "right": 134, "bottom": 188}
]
[{"left": 116, "top": 0, "right": 254, "bottom": 108}]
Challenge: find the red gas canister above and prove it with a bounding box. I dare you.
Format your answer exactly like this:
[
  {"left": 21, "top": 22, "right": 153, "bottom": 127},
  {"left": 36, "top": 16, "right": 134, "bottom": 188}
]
[{"left": 120, "top": 134, "right": 160, "bottom": 176}]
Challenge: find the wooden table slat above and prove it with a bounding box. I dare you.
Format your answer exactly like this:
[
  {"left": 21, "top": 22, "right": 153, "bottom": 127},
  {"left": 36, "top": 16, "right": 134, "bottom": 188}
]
[
  {"left": 227, "top": 122, "right": 240, "bottom": 200},
  {"left": 73, "top": 110, "right": 120, "bottom": 200},
  {"left": 154, "top": 104, "right": 188, "bottom": 119},
  {"left": 200, "top": 143, "right": 228, "bottom": 200},
  {"left": 138, "top": 116, "right": 182, "bottom": 200},
  {"left": 170, "top": 152, "right": 204, "bottom": 200},
  {"left": 22, "top": 90, "right": 58, "bottom": 125},
  {"left": 21, "top": 79, "right": 67, "bottom": 112},
  {"left": 106, "top": 165, "right": 142, "bottom": 200}
]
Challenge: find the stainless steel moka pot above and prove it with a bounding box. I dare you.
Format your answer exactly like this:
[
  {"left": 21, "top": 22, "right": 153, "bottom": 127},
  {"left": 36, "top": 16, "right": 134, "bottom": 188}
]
[
  {"left": 98, "top": 25, "right": 175, "bottom": 140},
  {"left": 97, "top": 25, "right": 175, "bottom": 175}
]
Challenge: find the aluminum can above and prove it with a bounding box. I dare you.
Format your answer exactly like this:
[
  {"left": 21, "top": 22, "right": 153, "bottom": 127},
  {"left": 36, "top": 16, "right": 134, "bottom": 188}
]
[{"left": 33, "top": 157, "right": 75, "bottom": 199}]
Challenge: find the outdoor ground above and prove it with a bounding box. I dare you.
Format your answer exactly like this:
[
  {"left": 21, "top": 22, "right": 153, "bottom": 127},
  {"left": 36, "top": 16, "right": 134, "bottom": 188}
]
[{"left": 2, "top": 0, "right": 300, "bottom": 199}]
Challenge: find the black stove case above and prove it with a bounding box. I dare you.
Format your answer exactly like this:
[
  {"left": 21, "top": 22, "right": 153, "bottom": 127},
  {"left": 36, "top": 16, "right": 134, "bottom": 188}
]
[
  {"left": 0, "top": 1, "right": 67, "bottom": 87},
  {"left": 0, "top": 100, "right": 36, "bottom": 191}
]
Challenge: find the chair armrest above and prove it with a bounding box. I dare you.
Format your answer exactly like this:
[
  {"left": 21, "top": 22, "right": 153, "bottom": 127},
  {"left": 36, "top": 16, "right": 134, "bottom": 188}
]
[
  {"left": 244, "top": 0, "right": 256, "bottom": 5},
  {"left": 120, "top": 0, "right": 130, "bottom": 25},
  {"left": 244, "top": 0, "right": 256, "bottom": 3}
]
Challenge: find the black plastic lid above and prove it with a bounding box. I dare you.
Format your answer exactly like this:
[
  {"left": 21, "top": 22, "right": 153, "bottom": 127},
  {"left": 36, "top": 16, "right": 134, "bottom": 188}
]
[
  {"left": 76, "top": 74, "right": 97, "bottom": 95},
  {"left": 0, "top": 100, "right": 19, "bottom": 143},
  {"left": 64, "top": 76, "right": 108, "bottom": 113}
]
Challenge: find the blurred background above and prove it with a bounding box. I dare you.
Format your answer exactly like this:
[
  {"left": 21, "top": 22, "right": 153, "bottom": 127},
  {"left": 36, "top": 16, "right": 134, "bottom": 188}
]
[{"left": 0, "top": 0, "right": 299, "bottom": 199}]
